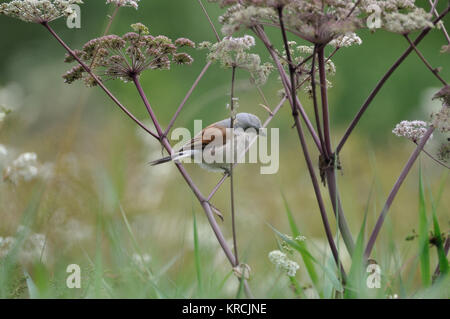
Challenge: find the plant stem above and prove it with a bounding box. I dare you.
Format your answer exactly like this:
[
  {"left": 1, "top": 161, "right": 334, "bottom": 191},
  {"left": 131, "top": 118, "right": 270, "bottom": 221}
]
[
  {"left": 89, "top": 5, "right": 120, "bottom": 69},
  {"left": 326, "top": 170, "right": 355, "bottom": 256},
  {"left": 229, "top": 66, "right": 239, "bottom": 265},
  {"left": 336, "top": 6, "right": 450, "bottom": 154},
  {"left": 197, "top": 0, "right": 220, "bottom": 42},
  {"left": 276, "top": 6, "right": 346, "bottom": 280},
  {"left": 404, "top": 34, "right": 447, "bottom": 86},
  {"left": 317, "top": 46, "right": 333, "bottom": 158},
  {"left": 164, "top": 61, "right": 212, "bottom": 137},
  {"left": 416, "top": 143, "right": 450, "bottom": 169},
  {"left": 310, "top": 45, "right": 326, "bottom": 156},
  {"left": 428, "top": 0, "right": 450, "bottom": 44},
  {"left": 365, "top": 126, "right": 435, "bottom": 258},
  {"left": 253, "top": 25, "right": 323, "bottom": 154},
  {"left": 317, "top": 45, "right": 355, "bottom": 256},
  {"left": 42, "top": 24, "right": 158, "bottom": 139}
]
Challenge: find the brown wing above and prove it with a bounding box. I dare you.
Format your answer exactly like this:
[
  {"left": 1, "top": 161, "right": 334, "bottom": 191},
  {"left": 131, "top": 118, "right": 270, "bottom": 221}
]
[{"left": 179, "top": 124, "right": 229, "bottom": 152}]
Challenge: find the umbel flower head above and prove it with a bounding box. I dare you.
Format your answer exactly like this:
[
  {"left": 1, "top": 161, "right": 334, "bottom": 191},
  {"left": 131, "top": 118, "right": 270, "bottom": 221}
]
[
  {"left": 268, "top": 250, "right": 299, "bottom": 277},
  {"left": 360, "top": 0, "right": 434, "bottom": 34},
  {"left": 63, "top": 23, "right": 195, "bottom": 85},
  {"left": 0, "top": 0, "right": 83, "bottom": 24},
  {"left": 392, "top": 120, "right": 431, "bottom": 142},
  {"left": 200, "top": 35, "right": 273, "bottom": 85},
  {"left": 106, "top": 0, "right": 140, "bottom": 10},
  {"left": 215, "top": 1, "right": 362, "bottom": 44}
]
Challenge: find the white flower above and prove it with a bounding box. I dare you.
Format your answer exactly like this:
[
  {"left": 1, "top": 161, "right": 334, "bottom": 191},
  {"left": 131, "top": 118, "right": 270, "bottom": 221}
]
[
  {"left": 0, "top": 0, "right": 84, "bottom": 24},
  {"left": 3, "top": 152, "right": 40, "bottom": 184},
  {"left": 330, "top": 32, "right": 362, "bottom": 48},
  {"left": 0, "top": 112, "right": 5, "bottom": 123},
  {"left": 268, "top": 250, "right": 299, "bottom": 277},
  {"left": 106, "top": 0, "right": 139, "bottom": 9},
  {"left": 392, "top": 120, "right": 431, "bottom": 142}
]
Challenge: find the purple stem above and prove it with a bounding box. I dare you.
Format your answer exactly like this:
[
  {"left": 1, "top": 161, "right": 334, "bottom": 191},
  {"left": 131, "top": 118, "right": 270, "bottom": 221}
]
[
  {"left": 310, "top": 45, "right": 326, "bottom": 156},
  {"left": 42, "top": 22, "right": 158, "bottom": 139},
  {"left": 253, "top": 26, "right": 323, "bottom": 154},
  {"left": 229, "top": 66, "right": 239, "bottom": 265},
  {"left": 317, "top": 46, "right": 333, "bottom": 157},
  {"left": 365, "top": 126, "right": 435, "bottom": 258},
  {"left": 404, "top": 34, "right": 447, "bottom": 86},
  {"left": 317, "top": 45, "right": 355, "bottom": 255},
  {"left": 164, "top": 61, "right": 212, "bottom": 137},
  {"left": 336, "top": 6, "right": 450, "bottom": 154}
]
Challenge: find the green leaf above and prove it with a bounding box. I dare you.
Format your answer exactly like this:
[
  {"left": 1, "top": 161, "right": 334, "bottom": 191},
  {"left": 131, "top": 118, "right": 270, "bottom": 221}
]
[
  {"left": 269, "top": 224, "right": 343, "bottom": 292},
  {"left": 282, "top": 195, "right": 320, "bottom": 293}
]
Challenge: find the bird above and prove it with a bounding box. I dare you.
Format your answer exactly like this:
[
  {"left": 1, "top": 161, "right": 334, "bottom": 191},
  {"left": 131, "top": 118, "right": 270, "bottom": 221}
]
[{"left": 150, "top": 112, "right": 264, "bottom": 173}]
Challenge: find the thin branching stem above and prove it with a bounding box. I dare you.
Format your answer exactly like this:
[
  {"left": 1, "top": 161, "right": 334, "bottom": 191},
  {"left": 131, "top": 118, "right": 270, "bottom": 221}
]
[
  {"left": 310, "top": 45, "right": 326, "bottom": 155},
  {"left": 428, "top": 0, "right": 450, "bottom": 44},
  {"left": 336, "top": 6, "right": 450, "bottom": 154},
  {"left": 42, "top": 22, "right": 158, "bottom": 139},
  {"left": 365, "top": 126, "right": 435, "bottom": 258},
  {"left": 404, "top": 34, "right": 447, "bottom": 86},
  {"left": 229, "top": 66, "right": 239, "bottom": 265},
  {"left": 317, "top": 46, "right": 333, "bottom": 158},
  {"left": 164, "top": 61, "right": 212, "bottom": 137},
  {"left": 317, "top": 44, "right": 355, "bottom": 255},
  {"left": 415, "top": 142, "right": 450, "bottom": 169},
  {"left": 253, "top": 25, "right": 323, "bottom": 154},
  {"left": 197, "top": 0, "right": 220, "bottom": 42}
]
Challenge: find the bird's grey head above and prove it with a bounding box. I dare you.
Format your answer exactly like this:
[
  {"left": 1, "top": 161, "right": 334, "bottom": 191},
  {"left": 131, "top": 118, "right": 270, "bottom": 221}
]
[
  {"left": 215, "top": 113, "right": 264, "bottom": 134},
  {"left": 234, "top": 113, "right": 263, "bottom": 131}
]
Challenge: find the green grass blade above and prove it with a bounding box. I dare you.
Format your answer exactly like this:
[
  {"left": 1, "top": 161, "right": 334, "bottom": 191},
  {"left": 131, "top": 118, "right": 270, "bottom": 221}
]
[
  {"left": 418, "top": 164, "right": 431, "bottom": 286},
  {"left": 345, "top": 182, "right": 373, "bottom": 298},
  {"left": 282, "top": 195, "right": 320, "bottom": 292},
  {"left": 268, "top": 224, "right": 343, "bottom": 292},
  {"left": 192, "top": 211, "right": 203, "bottom": 296}
]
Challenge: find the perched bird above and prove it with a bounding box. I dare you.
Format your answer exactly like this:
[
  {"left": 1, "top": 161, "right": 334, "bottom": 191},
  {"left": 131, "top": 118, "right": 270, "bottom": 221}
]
[{"left": 150, "top": 113, "right": 264, "bottom": 173}]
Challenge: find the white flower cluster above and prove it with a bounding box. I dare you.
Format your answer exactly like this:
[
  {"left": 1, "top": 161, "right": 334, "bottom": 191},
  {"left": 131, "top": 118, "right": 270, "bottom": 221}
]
[
  {"left": 392, "top": 120, "right": 430, "bottom": 142},
  {"left": 106, "top": 0, "right": 139, "bottom": 9},
  {"left": 0, "top": 0, "right": 83, "bottom": 24},
  {"left": 361, "top": 0, "right": 434, "bottom": 34},
  {"left": 329, "top": 32, "right": 362, "bottom": 48},
  {"left": 383, "top": 8, "right": 434, "bottom": 34},
  {"left": 268, "top": 250, "right": 299, "bottom": 277},
  {"left": 0, "top": 226, "right": 48, "bottom": 264},
  {"left": 200, "top": 35, "right": 273, "bottom": 85}
]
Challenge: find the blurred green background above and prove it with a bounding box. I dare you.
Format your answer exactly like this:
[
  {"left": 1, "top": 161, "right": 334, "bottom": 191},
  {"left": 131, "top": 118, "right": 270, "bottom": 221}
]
[{"left": 0, "top": 0, "right": 449, "bottom": 298}]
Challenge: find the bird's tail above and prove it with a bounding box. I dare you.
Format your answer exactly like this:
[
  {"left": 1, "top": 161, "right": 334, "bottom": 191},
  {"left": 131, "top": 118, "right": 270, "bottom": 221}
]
[
  {"left": 149, "top": 151, "right": 193, "bottom": 166},
  {"left": 149, "top": 156, "right": 173, "bottom": 166}
]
